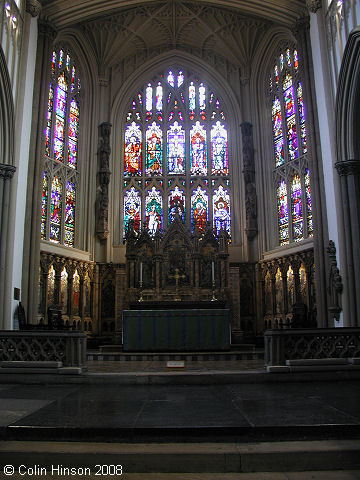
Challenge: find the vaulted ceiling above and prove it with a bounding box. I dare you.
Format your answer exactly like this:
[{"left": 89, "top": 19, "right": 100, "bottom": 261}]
[{"left": 41, "top": 1, "right": 308, "bottom": 72}]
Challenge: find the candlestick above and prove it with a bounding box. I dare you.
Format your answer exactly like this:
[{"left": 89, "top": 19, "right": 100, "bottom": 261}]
[
  {"left": 211, "top": 261, "right": 214, "bottom": 283},
  {"left": 140, "top": 262, "right": 143, "bottom": 283}
]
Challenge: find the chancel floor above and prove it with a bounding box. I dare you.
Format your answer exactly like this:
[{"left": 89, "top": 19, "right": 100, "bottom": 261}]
[{"left": 1, "top": 381, "right": 360, "bottom": 477}]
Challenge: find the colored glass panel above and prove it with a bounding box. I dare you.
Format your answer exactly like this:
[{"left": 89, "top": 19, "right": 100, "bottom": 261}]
[
  {"left": 145, "top": 187, "right": 162, "bottom": 236},
  {"left": 58, "top": 49, "right": 63, "bottom": 68},
  {"left": 51, "top": 51, "right": 56, "bottom": 75},
  {"left": 305, "top": 168, "right": 313, "bottom": 236},
  {"left": 156, "top": 82, "right": 163, "bottom": 111},
  {"left": 124, "top": 187, "right": 141, "bottom": 235},
  {"left": 297, "top": 83, "right": 307, "bottom": 154},
  {"left": 199, "top": 83, "right": 206, "bottom": 110},
  {"left": 66, "top": 53, "right": 70, "bottom": 71},
  {"left": 280, "top": 53, "right": 284, "bottom": 71},
  {"left": 190, "top": 122, "right": 207, "bottom": 175},
  {"left": 167, "top": 71, "right": 174, "bottom": 87},
  {"left": 71, "top": 65, "right": 76, "bottom": 92},
  {"left": 284, "top": 85, "right": 295, "bottom": 118},
  {"left": 177, "top": 71, "right": 184, "bottom": 87},
  {"left": 274, "top": 65, "right": 279, "bottom": 85},
  {"left": 287, "top": 116, "right": 298, "bottom": 160},
  {"left": 64, "top": 181, "right": 75, "bottom": 247},
  {"left": 272, "top": 97, "right": 284, "bottom": 167},
  {"left": 191, "top": 186, "right": 208, "bottom": 235},
  {"left": 145, "top": 122, "right": 163, "bottom": 175},
  {"left": 50, "top": 176, "right": 62, "bottom": 243},
  {"left": 45, "top": 84, "right": 54, "bottom": 157},
  {"left": 277, "top": 179, "right": 289, "bottom": 245},
  {"left": 124, "top": 122, "right": 142, "bottom": 176},
  {"left": 213, "top": 185, "right": 231, "bottom": 236},
  {"left": 168, "top": 186, "right": 185, "bottom": 224},
  {"left": 211, "top": 121, "right": 228, "bottom": 175},
  {"left": 189, "top": 82, "right": 196, "bottom": 111},
  {"left": 167, "top": 121, "right": 185, "bottom": 174},
  {"left": 68, "top": 99, "right": 79, "bottom": 168},
  {"left": 291, "top": 174, "right": 303, "bottom": 241},
  {"left": 286, "top": 48, "right": 292, "bottom": 67},
  {"left": 294, "top": 49, "right": 299, "bottom": 69},
  {"left": 41, "top": 171, "right": 48, "bottom": 239},
  {"left": 146, "top": 83, "right": 152, "bottom": 112},
  {"left": 54, "top": 72, "right": 68, "bottom": 162}
]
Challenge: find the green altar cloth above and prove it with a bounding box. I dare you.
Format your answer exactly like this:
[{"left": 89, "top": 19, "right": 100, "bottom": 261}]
[{"left": 122, "top": 309, "right": 230, "bottom": 351}]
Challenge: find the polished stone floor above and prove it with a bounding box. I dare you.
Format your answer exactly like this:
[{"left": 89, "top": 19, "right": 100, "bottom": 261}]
[{"left": 0, "top": 380, "right": 359, "bottom": 442}]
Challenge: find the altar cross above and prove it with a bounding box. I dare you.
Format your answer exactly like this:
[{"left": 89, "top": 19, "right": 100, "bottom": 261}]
[{"left": 168, "top": 268, "right": 186, "bottom": 301}]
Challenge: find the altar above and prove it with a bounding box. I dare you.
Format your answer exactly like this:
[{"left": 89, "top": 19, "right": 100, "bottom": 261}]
[
  {"left": 122, "top": 215, "right": 232, "bottom": 351},
  {"left": 123, "top": 308, "right": 230, "bottom": 351}
]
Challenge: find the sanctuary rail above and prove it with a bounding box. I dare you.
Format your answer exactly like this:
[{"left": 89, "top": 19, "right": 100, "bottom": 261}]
[
  {"left": 0, "top": 331, "right": 87, "bottom": 367},
  {"left": 264, "top": 327, "right": 360, "bottom": 366}
]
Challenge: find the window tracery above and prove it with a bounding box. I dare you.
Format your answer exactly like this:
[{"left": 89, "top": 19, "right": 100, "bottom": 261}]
[
  {"left": 41, "top": 47, "right": 81, "bottom": 248},
  {"left": 123, "top": 68, "right": 231, "bottom": 239},
  {"left": 269, "top": 47, "right": 313, "bottom": 246}
]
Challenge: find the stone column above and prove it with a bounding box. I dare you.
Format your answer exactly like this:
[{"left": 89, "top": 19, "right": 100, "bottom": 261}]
[
  {"left": 24, "top": 18, "right": 57, "bottom": 326},
  {"left": 294, "top": 15, "right": 330, "bottom": 327},
  {"left": 335, "top": 160, "right": 360, "bottom": 326},
  {"left": 0, "top": 164, "right": 16, "bottom": 328}
]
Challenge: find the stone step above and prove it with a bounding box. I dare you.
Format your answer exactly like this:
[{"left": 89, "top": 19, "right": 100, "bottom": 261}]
[
  {"left": 88, "top": 350, "right": 264, "bottom": 362},
  {"left": 0, "top": 440, "right": 359, "bottom": 473}
]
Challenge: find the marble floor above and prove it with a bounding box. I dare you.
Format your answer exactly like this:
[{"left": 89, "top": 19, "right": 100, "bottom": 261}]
[{"left": 0, "top": 380, "right": 359, "bottom": 442}]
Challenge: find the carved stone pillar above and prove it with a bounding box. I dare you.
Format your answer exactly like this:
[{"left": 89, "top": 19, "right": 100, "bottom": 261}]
[
  {"left": 240, "top": 122, "right": 257, "bottom": 239},
  {"left": 306, "top": 0, "right": 321, "bottom": 14},
  {"left": 25, "top": 20, "right": 57, "bottom": 326},
  {"left": 66, "top": 264, "right": 75, "bottom": 323},
  {"left": 0, "top": 164, "right": 16, "bottom": 328},
  {"left": 96, "top": 122, "right": 112, "bottom": 241},
  {"left": 39, "top": 254, "right": 49, "bottom": 324},
  {"left": 335, "top": 160, "right": 360, "bottom": 326},
  {"left": 280, "top": 263, "right": 289, "bottom": 317}
]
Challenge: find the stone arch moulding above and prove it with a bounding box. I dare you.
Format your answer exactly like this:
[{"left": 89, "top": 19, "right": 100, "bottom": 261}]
[
  {"left": 0, "top": 44, "right": 15, "bottom": 329},
  {"left": 335, "top": 27, "right": 360, "bottom": 327},
  {"left": 110, "top": 50, "right": 244, "bottom": 247},
  {"left": 0, "top": 44, "right": 15, "bottom": 168},
  {"left": 336, "top": 26, "right": 360, "bottom": 163}
]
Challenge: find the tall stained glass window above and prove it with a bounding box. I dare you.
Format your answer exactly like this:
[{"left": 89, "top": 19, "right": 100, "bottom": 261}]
[
  {"left": 41, "top": 47, "right": 81, "bottom": 247},
  {"left": 269, "top": 47, "right": 313, "bottom": 245},
  {"left": 123, "top": 68, "right": 231, "bottom": 239}
]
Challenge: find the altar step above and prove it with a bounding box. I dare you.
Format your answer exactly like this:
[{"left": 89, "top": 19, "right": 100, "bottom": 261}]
[{"left": 87, "top": 348, "right": 264, "bottom": 362}]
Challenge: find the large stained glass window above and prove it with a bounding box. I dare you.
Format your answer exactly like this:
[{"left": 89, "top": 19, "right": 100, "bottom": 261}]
[
  {"left": 123, "top": 68, "right": 231, "bottom": 239},
  {"left": 269, "top": 47, "right": 313, "bottom": 245},
  {"left": 41, "top": 47, "right": 81, "bottom": 247}
]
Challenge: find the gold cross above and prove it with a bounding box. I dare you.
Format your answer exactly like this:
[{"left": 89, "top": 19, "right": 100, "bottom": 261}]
[
  {"left": 169, "top": 268, "right": 185, "bottom": 288},
  {"left": 168, "top": 268, "right": 186, "bottom": 301}
]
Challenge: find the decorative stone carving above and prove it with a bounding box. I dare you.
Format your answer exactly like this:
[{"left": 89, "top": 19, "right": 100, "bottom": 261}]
[
  {"left": 327, "top": 240, "right": 343, "bottom": 321},
  {"left": 96, "top": 122, "right": 112, "bottom": 241},
  {"left": 335, "top": 159, "right": 360, "bottom": 176},
  {"left": 240, "top": 122, "right": 257, "bottom": 239},
  {"left": 26, "top": 0, "right": 42, "bottom": 17},
  {"left": 306, "top": 0, "right": 322, "bottom": 14},
  {"left": 0, "top": 163, "right": 16, "bottom": 179},
  {"left": 38, "top": 19, "right": 57, "bottom": 40}
]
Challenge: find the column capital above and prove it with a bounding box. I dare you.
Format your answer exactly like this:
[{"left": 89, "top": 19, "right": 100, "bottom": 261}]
[
  {"left": 0, "top": 163, "right": 16, "bottom": 180},
  {"left": 335, "top": 159, "right": 360, "bottom": 176},
  {"left": 38, "top": 19, "right": 57, "bottom": 40},
  {"left": 26, "top": 0, "right": 42, "bottom": 17},
  {"left": 306, "top": 0, "right": 322, "bottom": 14}
]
